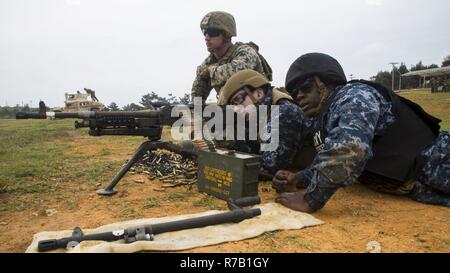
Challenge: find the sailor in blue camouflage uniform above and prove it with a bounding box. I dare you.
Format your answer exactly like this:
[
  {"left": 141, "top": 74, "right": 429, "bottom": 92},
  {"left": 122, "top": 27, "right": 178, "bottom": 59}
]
[
  {"left": 272, "top": 53, "right": 450, "bottom": 212},
  {"left": 218, "top": 69, "right": 315, "bottom": 175}
]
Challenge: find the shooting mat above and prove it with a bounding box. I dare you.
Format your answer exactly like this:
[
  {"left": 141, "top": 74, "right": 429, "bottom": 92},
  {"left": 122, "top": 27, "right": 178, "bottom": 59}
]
[{"left": 26, "top": 202, "right": 323, "bottom": 253}]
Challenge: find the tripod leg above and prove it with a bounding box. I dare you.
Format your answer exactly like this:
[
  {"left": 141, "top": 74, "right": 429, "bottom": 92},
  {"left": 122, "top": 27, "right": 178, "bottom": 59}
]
[{"left": 97, "top": 140, "right": 159, "bottom": 196}]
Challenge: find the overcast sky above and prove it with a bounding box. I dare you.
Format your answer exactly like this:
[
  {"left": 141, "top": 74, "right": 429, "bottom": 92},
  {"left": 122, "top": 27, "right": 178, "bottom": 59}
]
[{"left": 1, "top": 0, "right": 449, "bottom": 107}]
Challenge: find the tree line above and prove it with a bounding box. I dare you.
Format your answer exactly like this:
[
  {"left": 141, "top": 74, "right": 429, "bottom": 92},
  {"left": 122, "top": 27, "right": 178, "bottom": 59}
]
[
  {"left": 105, "top": 92, "right": 191, "bottom": 111},
  {"left": 0, "top": 104, "right": 37, "bottom": 119},
  {"left": 371, "top": 55, "right": 450, "bottom": 90}
]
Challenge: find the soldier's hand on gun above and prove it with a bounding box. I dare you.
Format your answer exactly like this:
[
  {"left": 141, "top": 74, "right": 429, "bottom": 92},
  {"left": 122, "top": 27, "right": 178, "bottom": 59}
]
[{"left": 272, "top": 170, "right": 300, "bottom": 193}]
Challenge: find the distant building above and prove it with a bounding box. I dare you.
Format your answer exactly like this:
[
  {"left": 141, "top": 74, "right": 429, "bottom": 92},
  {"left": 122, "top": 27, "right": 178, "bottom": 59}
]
[{"left": 401, "top": 66, "right": 450, "bottom": 92}]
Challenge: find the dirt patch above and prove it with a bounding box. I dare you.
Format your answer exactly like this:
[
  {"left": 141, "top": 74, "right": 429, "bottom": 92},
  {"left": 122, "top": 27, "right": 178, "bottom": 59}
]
[{"left": 0, "top": 175, "right": 449, "bottom": 252}]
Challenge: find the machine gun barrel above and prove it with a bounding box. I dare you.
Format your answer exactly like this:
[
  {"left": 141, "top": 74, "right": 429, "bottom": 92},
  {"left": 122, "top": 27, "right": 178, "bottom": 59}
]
[
  {"left": 16, "top": 110, "right": 164, "bottom": 120},
  {"left": 16, "top": 107, "right": 177, "bottom": 137},
  {"left": 15, "top": 111, "right": 47, "bottom": 119},
  {"left": 37, "top": 196, "right": 261, "bottom": 252}
]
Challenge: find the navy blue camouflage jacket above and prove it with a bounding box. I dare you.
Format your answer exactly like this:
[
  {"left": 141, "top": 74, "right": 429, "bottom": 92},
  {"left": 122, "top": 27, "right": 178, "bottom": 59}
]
[{"left": 300, "top": 82, "right": 396, "bottom": 210}]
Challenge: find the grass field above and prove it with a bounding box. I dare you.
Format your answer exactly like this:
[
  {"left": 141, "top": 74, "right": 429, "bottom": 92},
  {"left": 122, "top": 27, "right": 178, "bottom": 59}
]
[
  {"left": 0, "top": 88, "right": 449, "bottom": 253},
  {"left": 0, "top": 119, "right": 141, "bottom": 196}
]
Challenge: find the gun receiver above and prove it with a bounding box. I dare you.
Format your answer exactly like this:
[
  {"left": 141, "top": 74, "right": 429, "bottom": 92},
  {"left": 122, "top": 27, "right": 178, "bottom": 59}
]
[{"left": 16, "top": 107, "right": 176, "bottom": 139}]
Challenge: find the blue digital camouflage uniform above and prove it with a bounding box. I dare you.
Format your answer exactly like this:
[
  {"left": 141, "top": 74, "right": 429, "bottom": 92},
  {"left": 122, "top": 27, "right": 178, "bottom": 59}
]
[
  {"left": 410, "top": 131, "right": 450, "bottom": 205},
  {"left": 231, "top": 88, "right": 314, "bottom": 175},
  {"left": 297, "top": 82, "right": 450, "bottom": 211}
]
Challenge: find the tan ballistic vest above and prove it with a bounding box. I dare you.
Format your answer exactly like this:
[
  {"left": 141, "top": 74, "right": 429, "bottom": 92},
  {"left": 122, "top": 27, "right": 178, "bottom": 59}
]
[{"left": 217, "top": 42, "right": 273, "bottom": 81}]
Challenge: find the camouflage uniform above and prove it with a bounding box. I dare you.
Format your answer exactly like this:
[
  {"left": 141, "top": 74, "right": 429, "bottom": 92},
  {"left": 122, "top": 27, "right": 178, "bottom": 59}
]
[
  {"left": 191, "top": 44, "right": 268, "bottom": 102},
  {"left": 231, "top": 88, "right": 314, "bottom": 175},
  {"left": 297, "top": 82, "right": 450, "bottom": 210},
  {"left": 410, "top": 131, "right": 450, "bottom": 205}
]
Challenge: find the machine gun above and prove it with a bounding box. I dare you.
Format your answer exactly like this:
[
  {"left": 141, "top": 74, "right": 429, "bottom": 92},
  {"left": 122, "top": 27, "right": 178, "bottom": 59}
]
[
  {"left": 37, "top": 196, "right": 261, "bottom": 252},
  {"left": 16, "top": 101, "right": 197, "bottom": 196},
  {"left": 16, "top": 101, "right": 267, "bottom": 200}
]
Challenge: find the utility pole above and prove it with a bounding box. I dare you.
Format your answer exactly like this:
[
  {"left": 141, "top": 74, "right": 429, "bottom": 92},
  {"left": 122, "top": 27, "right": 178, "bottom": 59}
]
[{"left": 389, "top": 62, "right": 398, "bottom": 90}]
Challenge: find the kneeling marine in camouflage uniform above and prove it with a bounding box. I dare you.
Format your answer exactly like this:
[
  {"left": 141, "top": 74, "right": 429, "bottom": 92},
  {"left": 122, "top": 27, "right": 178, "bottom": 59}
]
[{"left": 191, "top": 11, "right": 272, "bottom": 103}]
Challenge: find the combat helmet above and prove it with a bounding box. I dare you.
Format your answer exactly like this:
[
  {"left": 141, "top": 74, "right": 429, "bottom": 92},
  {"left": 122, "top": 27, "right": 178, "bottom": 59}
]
[
  {"left": 285, "top": 53, "right": 347, "bottom": 96},
  {"left": 218, "top": 69, "right": 270, "bottom": 105},
  {"left": 200, "top": 11, "right": 237, "bottom": 37}
]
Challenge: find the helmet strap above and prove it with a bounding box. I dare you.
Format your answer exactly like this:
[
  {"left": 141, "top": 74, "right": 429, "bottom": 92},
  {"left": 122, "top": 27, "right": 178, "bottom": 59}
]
[
  {"left": 307, "top": 76, "right": 332, "bottom": 116},
  {"left": 213, "top": 41, "right": 233, "bottom": 59},
  {"left": 314, "top": 76, "right": 325, "bottom": 89}
]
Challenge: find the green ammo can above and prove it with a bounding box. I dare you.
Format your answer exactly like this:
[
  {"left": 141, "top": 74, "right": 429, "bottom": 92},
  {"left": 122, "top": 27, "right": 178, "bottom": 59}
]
[{"left": 197, "top": 149, "right": 260, "bottom": 200}]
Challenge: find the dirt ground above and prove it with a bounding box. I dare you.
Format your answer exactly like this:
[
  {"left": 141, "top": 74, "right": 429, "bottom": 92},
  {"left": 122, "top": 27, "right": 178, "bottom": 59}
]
[{"left": 0, "top": 135, "right": 449, "bottom": 253}]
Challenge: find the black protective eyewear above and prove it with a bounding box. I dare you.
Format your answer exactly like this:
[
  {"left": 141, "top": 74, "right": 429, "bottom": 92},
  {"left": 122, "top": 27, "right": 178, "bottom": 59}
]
[
  {"left": 203, "top": 28, "right": 222, "bottom": 37},
  {"left": 230, "top": 90, "right": 248, "bottom": 105},
  {"left": 292, "top": 78, "right": 316, "bottom": 97}
]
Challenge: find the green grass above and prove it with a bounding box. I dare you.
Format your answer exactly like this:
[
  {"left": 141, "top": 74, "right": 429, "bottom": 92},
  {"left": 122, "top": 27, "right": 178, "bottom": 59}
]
[
  {"left": 12, "top": 182, "right": 53, "bottom": 193},
  {"left": 295, "top": 240, "right": 313, "bottom": 250},
  {"left": 143, "top": 197, "right": 161, "bottom": 209},
  {"left": 75, "top": 161, "right": 122, "bottom": 182},
  {"left": 0, "top": 119, "right": 126, "bottom": 197},
  {"left": 0, "top": 199, "right": 34, "bottom": 213},
  {"left": 0, "top": 119, "right": 78, "bottom": 194},
  {"left": 284, "top": 234, "right": 313, "bottom": 250},
  {"left": 99, "top": 147, "right": 112, "bottom": 156},
  {"left": 0, "top": 119, "right": 74, "bottom": 149},
  {"left": 119, "top": 208, "right": 143, "bottom": 219}
]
